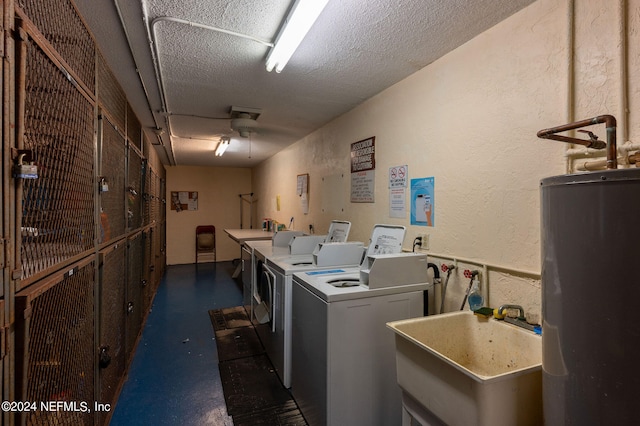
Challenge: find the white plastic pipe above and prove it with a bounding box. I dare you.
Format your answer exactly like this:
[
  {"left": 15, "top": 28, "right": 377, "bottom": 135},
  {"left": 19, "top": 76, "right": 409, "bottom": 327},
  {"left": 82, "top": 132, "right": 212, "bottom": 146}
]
[{"left": 565, "top": 0, "right": 633, "bottom": 172}]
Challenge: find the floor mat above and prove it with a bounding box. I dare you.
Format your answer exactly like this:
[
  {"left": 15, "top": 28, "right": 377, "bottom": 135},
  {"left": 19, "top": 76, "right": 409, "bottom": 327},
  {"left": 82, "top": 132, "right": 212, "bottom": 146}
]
[
  {"left": 210, "top": 305, "right": 308, "bottom": 425},
  {"left": 209, "top": 306, "right": 252, "bottom": 331},
  {"left": 215, "top": 326, "right": 265, "bottom": 362},
  {"left": 232, "top": 400, "right": 307, "bottom": 426},
  {"left": 218, "top": 354, "right": 295, "bottom": 418}
]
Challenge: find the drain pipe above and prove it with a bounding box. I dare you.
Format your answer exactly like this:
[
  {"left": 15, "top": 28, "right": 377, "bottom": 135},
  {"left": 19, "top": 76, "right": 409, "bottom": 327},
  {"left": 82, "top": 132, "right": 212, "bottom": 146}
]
[
  {"left": 565, "top": 0, "right": 575, "bottom": 174},
  {"left": 426, "top": 263, "right": 440, "bottom": 282},
  {"left": 426, "top": 263, "right": 441, "bottom": 316},
  {"left": 537, "top": 115, "right": 617, "bottom": 169},
  {"left": 618, "top": 0, "right": 629, "bottom": 149}
]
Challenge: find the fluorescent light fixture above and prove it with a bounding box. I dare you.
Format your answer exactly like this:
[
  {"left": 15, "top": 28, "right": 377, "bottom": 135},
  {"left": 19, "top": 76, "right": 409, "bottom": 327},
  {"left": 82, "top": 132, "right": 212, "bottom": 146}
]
[
  {"left": 265, "top": 0, "right": 330, "bottom": 73},
  {"left": 215, "top": 137, "right": 230, "bottom": 156}
]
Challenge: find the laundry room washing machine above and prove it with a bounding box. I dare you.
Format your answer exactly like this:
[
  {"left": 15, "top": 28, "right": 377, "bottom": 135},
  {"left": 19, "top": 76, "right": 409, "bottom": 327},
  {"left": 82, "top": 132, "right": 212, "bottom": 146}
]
[
  {"left": 289, "top": 225, "right": 429, "bottom": 426},
  {"left": 291, "top": 265, "right": 428, "bottom": 426}
]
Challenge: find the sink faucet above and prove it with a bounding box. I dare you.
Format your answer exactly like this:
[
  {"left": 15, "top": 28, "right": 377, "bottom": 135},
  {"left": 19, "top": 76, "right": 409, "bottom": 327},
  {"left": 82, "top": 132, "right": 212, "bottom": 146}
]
[
  {"left": 498, "top": 304, "right": 541, "bottom": 334},
  {"left": 498, "top": 304, "right": 526, "bottom": 320}
]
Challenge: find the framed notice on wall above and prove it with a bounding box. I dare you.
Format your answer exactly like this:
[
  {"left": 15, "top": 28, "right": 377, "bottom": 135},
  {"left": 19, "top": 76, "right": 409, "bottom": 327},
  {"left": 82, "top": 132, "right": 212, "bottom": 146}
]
[
  {"left": 171, "top": 191, "right": 198, "bottom": 211},
  {"left": 297, "top": 173, "right": 309, "bottom": 195},
  {"left": 350, "top": 136, "right": 376, "bottom": 203}
]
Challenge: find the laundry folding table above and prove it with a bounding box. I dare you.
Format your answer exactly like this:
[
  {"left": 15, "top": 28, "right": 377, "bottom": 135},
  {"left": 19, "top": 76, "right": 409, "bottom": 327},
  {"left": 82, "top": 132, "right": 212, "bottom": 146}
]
[{"left": 224, "top": 228, "right": 275, "bottom": 278}]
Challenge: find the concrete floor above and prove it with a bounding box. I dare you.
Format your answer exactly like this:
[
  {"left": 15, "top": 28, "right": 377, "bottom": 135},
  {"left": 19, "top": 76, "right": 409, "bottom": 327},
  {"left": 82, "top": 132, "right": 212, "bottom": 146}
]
[{"left": 109, "top": 261, "right": 242, "bottom": 425}]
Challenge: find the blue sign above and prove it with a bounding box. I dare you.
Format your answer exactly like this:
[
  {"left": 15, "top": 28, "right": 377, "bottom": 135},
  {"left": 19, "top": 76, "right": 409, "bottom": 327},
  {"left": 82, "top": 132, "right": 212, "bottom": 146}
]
[{"left": 411, "top": 177, "right": 434, "bottom": 226}]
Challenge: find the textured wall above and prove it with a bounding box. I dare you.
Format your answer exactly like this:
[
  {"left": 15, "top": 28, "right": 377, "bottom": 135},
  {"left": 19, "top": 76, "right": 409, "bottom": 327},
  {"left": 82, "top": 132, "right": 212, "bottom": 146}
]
[
  {"left": 252, "top": 0, "right": 639, "bottom": 320},
  {"left": 166, "top": 166, "right": 252, "bottom": 264}
]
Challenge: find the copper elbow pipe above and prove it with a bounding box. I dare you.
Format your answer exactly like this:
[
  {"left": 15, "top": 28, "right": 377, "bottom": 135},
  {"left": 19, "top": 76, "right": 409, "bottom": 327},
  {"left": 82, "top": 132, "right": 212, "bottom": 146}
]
[{"left": 537, "top": 115, "right": 617, "bottom": 169}]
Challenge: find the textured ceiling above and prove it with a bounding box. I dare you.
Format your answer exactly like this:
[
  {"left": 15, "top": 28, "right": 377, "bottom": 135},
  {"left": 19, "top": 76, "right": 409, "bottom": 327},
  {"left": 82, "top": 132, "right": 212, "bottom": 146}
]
[{"left": 73, "top": 0, "right": 536, "bottom": 167}]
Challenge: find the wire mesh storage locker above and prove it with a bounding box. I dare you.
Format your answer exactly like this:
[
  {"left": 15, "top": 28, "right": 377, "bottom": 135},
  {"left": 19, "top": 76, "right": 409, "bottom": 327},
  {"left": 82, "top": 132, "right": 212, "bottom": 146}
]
[
  {"left": 97, "top": 53, "right": 126, "bottom": 133},
  {"left": 142, "top": 161, "right": 150, "bottom": 227},
  {"left": 18, "top": 30, "right": 95, "bottom": 288},
  {"left": 100, "top": 117, "right": 126, "bottom": 243},
  {"left": 16, "top": 0, "right": 96, "bottom": 95},
  {"left": 14, "top": 257, "right": 96, "bottom": 426},
  {"left": 149, "top": 169, "right": 158, "bottom": 225},
  {"left": 141, "top": 228, "right": 154, "bottom": 313},
  {"left": 127, "top": 148, "right": 143, "bottom": 232},
  {"left": 125, "top": 232, "right": 143, "bottom": 359},
  {"left": 98, "top": 240, "right": 127, "bottom": 426},
  {"left": 7, "top": 1, "right": 167, "bottom": 421},
  {"left": 126, "top": 104, "right": 141, "bottom": 151},
  {"left": 153, "top": 224, "right": 163, "bottom": 289},
  {"left": 159, "top": 177, "right": 166, "bottom": 223}
]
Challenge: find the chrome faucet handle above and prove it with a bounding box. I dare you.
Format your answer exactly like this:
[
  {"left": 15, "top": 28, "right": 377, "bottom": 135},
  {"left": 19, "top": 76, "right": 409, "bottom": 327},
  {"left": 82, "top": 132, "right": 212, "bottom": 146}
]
[{"left": 498, "top": 304, "right": 526, "bottom": 319}]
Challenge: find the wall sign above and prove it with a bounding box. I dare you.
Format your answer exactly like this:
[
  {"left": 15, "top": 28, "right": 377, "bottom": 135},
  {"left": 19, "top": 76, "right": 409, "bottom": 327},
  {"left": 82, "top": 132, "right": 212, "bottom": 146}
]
[
  {"left": 297, "top": 173, "right": 308, "bottom": 195},
  {"left": 389, "top": 165, "right": 407, "bottom": 188},
  {"left": 350, "top": 137, "right": 376, "bottom": 203},
  {"left": 389, "top": 165, "right": 408, "bottom": 218},
  {"left": 297, "top": 173, "right": 309, "bottom": 214},
  {"left": 410, "top": 178, "right": 434, "bottom": 226}
]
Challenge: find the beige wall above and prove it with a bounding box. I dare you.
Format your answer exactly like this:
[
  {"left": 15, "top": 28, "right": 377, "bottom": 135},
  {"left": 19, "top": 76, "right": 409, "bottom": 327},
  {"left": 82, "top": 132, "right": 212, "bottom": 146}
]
[
  {"left": 252, "top": 0, "right": 640, "bottom": 321},
  {"left": 166, "top": 165, "right": 252, "bottom": 264}
]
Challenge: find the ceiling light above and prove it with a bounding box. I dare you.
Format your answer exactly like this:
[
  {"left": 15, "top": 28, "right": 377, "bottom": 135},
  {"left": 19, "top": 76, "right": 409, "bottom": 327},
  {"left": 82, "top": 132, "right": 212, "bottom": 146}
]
[
  {"left": 215, "top": 137, "right": 230, "bottom": 156},
  {"left": 265, "top": 0, "right": 330, "bottom": 73}
]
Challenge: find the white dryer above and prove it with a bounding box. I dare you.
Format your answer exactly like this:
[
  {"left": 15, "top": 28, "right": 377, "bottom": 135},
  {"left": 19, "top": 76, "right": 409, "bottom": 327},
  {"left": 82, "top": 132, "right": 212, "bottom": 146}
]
[
  {"left": 261, "top": 250, "right": 363, "bottom": 388},
  {"left": 244, "top": 230, "right": 303, "bottom": 320},
  {"left": 255, "top": 220, "right": 357, "bottom": 388}
]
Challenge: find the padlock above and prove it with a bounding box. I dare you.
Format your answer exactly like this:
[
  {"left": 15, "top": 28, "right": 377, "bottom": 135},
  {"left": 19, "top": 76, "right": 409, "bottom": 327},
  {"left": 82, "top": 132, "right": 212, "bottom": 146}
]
[
  {"left": 14, "top": 153, "right": 38, "bottom": 179},
  {"left": 99, "top": 177, "right": 109, "bottom": 192},
  {"left": 15, "top": 163, "right": 38, "bottom": 179}
]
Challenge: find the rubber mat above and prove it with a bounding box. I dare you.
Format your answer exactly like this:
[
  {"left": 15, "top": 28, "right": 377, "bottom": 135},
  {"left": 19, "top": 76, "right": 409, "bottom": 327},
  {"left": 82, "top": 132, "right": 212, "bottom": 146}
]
[
  {"left": 209, "top": 306, "right": 252, "bottom": 331},
  {"left": 218, "top": 354, "right": 296, "bottom": 418},
  {"left": 215, "top": 326, "right": 265, "bottom": 362},
  {"left": 210, "top": 305, "right": 308, "bottom": 424},
  {"left": 232, "top": 400, "right": 307, "bottom": 426}
]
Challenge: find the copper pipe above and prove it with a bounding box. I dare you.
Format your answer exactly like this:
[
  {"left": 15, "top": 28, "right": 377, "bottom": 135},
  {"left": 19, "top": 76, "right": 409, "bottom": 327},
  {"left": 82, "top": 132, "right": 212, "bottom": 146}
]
[{"left": 537, "top": 115, "right": 617, "bottom": 169}]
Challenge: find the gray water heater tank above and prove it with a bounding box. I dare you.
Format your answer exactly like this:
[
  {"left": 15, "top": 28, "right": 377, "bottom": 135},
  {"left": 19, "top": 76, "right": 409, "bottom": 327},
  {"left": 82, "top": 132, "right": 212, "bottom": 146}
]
[{"left": 540, "top": 168, "right": 640, "bottom": 425}]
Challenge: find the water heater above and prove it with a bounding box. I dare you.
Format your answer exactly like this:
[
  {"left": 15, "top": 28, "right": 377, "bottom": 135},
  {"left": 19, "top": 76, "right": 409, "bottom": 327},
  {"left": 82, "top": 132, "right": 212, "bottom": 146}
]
[{"left": 540, "top": 168, "right": 640, "bottom": 425}]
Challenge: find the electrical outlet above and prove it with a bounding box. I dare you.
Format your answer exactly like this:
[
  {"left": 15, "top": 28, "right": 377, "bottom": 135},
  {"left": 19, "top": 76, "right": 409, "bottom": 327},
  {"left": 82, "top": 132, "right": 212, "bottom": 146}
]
[{"left": 419, "top": 234, "right": 429, "bottom": 249}]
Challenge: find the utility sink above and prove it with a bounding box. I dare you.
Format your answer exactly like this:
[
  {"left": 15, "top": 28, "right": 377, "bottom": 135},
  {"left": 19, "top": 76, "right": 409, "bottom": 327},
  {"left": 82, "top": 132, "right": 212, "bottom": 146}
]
[{"left": 387, "top": 310, "right": 542, "bottom": 426}]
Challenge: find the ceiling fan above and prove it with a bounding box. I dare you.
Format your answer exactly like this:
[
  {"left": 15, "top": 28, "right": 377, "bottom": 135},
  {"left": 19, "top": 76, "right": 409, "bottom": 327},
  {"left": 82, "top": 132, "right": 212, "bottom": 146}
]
[
  {"left": 229, "top": 106, "right": 262, "bottom": 138},
  {"left": 166, "top": 105, "right": 261, "bottom": 138},
  {"left": 165, "top": 106, "right": 264, "bottom": 158}
]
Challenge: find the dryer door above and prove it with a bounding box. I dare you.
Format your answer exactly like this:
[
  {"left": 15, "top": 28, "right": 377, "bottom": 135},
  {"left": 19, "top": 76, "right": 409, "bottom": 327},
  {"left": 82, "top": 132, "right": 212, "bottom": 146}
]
[{"left": 254, "top": 262, "right": 275, "bottom": 331}]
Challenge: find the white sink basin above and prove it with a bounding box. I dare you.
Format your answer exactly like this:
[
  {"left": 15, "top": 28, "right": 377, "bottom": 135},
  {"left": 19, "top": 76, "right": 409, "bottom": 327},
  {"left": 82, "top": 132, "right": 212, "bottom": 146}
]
[{"left": 387, "top": 310, "right": 542, "bottom": 426}]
